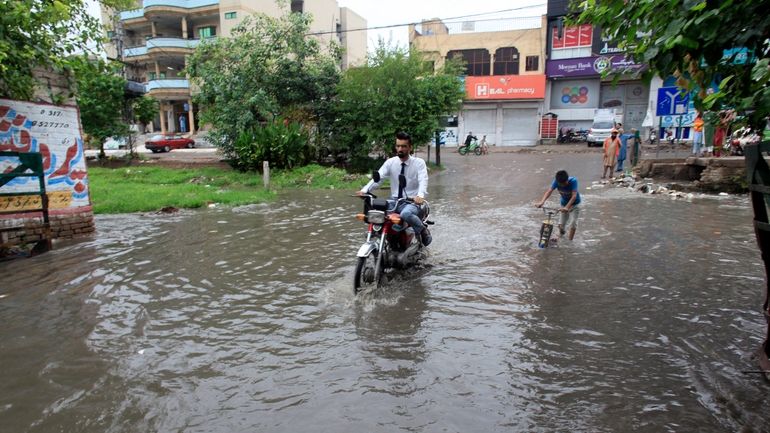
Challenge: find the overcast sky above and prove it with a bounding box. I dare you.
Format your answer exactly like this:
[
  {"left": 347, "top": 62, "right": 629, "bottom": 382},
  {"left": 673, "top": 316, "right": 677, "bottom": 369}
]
[{"left": 337, "top": 0, "right": 546, "bottom": 50}]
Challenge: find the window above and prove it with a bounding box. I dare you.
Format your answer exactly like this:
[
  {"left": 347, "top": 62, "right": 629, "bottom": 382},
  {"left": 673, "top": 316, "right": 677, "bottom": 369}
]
[
  {"left": 224, "top": 11, "right": 236, "bottom": 19},
  {"left": 525, "top": 55, "right": 539, "bottom": 72},
  {"left": 291, "top": 1, "right": 303, "bottom": 13},
  {"left": 198, "top": 26, "right": 216, "bottom": 39},
  {"left": 493, "top": 47, "right": 520, "bottom": 75},
  {"left": 148, "top": 72, "right": 156, "bottom": 80},
  {"left": 106, "top": 30, "right": 116, "bottom": 39},
  {"left": 446, "top": 49, "right": 490, "bottom": 76}
]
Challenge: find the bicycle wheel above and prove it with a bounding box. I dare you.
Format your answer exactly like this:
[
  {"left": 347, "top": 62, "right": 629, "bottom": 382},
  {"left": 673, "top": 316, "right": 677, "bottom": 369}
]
[{"left": 538, "top": 222, "right": 553, "bottom": 248}]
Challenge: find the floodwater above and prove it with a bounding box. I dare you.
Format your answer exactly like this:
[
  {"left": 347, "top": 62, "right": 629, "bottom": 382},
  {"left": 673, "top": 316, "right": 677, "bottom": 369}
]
[{"left": 1, "top": 150, "right": 769, "bottom": 433}]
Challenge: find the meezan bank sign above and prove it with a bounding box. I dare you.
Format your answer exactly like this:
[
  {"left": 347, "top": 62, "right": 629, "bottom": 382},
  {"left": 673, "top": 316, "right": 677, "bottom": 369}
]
[{"left": 465, "top": 75, "right": 546, "bottom": 100}]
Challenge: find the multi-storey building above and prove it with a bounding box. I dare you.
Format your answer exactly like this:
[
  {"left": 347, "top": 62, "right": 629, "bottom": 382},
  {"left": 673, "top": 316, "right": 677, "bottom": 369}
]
[
  {"left": 101, "top": 0, "right": 366, "bottom": 135},
  {"left": 409, "top": 16, "right": 547, "bottom": 146},
  {"left": 544, "top": 0, "right": 657, "bottom": 137}
]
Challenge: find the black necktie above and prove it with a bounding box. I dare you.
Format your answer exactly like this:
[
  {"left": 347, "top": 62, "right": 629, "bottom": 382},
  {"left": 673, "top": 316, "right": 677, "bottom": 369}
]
[{"left": 397, "top": 162, "right": 406, "bottom": 198}]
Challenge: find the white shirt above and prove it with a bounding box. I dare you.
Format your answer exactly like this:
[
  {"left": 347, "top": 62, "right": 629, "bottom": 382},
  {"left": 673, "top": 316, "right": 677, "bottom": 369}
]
[{"left": 360, "top": 155, "right": 428, "bottom": 199}]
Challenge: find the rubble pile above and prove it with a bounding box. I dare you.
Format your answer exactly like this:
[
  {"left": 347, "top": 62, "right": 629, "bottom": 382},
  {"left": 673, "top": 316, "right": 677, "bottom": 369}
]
[{"left": 590, "top": 173, "right": 697, "bottom": 200}]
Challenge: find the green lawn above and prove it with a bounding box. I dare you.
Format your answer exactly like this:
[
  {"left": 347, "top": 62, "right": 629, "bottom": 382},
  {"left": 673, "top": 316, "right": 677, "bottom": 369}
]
[{"left": 87, "top": 164, "right": 366, "bottom": 214}]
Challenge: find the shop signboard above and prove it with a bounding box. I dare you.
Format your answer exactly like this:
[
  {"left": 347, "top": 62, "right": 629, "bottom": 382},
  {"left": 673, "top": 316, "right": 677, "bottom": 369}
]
[
  {"left": 546, "top": 55, "right": 645, "bottom": 78},
  {"left": 465, "top": 75, "right": 546, "bottom": 100}
]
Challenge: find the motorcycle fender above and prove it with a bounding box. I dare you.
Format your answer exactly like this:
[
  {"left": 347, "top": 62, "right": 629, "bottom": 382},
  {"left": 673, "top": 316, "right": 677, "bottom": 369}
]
[{"left": 356, "top": 241, "right": 379, "bottom": 258}]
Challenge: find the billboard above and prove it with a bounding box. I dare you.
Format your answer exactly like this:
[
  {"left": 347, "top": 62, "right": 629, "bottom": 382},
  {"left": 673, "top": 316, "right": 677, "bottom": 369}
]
[
  {"left": 550, "top": 79, "right": 601, "bottom": 109},
  {"left": 546, "top": 55, "right": 645, "bottom": 78},
  {"left": 465, "top": 75, "right": 546, "bottom": 100}
]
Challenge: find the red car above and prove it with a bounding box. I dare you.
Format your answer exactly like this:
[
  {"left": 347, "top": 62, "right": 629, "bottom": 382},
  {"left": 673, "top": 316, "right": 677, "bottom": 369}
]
[{"left": 145, "top": 134, "right": 195, "bottom": 153}]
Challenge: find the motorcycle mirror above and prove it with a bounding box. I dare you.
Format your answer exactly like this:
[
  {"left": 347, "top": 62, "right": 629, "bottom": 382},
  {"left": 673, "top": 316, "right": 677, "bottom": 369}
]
[
  {"left": 372, "top": 171, "right": 380, "bottom": 183},
  {"left": 398, "top": 174, "right": 407, "bottom": 190}
]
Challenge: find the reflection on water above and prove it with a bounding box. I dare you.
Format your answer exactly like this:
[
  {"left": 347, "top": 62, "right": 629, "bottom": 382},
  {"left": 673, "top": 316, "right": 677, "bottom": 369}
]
[{"left": 1, "top": 153, "right": 769, "bottom": 432}]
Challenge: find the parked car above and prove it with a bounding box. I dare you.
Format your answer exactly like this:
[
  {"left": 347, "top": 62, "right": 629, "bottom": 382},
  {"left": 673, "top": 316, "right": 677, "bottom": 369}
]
[{"left": 145, "top": 134, "right": 195, "bottom": 152}]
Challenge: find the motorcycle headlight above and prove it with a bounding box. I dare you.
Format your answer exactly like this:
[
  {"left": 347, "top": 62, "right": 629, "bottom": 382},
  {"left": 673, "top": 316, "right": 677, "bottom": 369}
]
[{"left": 366, "top": 210, "right": 385, "bottom": 224}]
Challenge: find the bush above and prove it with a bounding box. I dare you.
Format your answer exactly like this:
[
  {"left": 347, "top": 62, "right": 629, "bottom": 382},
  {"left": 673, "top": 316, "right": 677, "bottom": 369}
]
[{"left": 231, "top": 120, "right": 312, "bottom": 171}]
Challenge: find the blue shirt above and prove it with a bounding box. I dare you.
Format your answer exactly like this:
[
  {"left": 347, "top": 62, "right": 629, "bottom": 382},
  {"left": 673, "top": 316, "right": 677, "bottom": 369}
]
[{"left": 551, "top": 177, "right": 581, "bottom": 207}]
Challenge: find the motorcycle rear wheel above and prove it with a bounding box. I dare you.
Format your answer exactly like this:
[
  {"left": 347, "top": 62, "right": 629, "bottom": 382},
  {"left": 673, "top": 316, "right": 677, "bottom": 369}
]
[
  {"left": 458, "top": 146, "right": 468, "bottom": 155},
  {"left": 353, "top": 250, "right": 382, "bottom": 294}
]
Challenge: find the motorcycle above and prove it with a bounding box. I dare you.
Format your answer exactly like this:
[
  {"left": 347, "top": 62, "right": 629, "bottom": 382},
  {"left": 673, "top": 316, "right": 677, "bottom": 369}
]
[
  {"left": 558, "top": 128, "right": 588, "bottom": 143},
  {"left": 458, "top": 138, "right": 482, "bottom": 155},
  {"left": 353, "top": 172, "right": 433, "bottom": 294}
]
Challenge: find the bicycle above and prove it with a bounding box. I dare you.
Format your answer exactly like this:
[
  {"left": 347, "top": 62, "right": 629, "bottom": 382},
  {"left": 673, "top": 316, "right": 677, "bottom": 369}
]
[{"left": 537, "top": 206, "right": 562, "bottom": 248}]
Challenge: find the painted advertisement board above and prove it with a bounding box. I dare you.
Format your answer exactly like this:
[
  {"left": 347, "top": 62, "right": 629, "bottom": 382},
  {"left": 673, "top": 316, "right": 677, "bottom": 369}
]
[
  {"left": 0, "top": 99, "right": 90, "bottom": 212},
  {"left": 465, "top": 75, "right": 546, "bottom": 100}
]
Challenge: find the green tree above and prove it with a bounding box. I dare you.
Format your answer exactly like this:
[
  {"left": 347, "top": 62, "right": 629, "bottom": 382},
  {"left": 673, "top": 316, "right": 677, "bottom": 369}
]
[
  {"left": 0, "top": 0, "right": 132, "bottom": 101},
  {"left": 74, "top": 58, "right": 129, "bottom": 157},
  {"left": 332, "top": 42, "right": 465, "bottom": 169},
  {"left": 185, "top": 8, "right": 340, "bottom": 167},
  {"left": 574, "top": 0, "right": 770, "bottom": 131},
  {"left": 132, "top": 95, "right": 158, "bottom": 130}
]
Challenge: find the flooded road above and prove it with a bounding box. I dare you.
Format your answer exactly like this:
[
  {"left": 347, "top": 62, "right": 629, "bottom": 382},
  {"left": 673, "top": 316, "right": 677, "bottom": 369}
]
[{"left": 1, "top": 150, "right": 769, "bottom": 432}]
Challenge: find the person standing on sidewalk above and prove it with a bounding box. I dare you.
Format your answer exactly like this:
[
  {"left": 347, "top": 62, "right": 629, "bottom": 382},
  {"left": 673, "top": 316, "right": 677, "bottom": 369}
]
[
  {"left": 692, "top": 111, "right": 705, "bottom": 156},
  {"left": 602, "top": 129, "right": 621, "bottom": 179}
]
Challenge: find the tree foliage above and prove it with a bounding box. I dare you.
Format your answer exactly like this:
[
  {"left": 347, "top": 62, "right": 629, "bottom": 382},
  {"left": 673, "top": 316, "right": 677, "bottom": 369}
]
[
  {"left": 332, "top": 42, "right": 465, "bottom": 167},
  {"left": 0, "top": 0, "right": 132, "bottom": 101},
  {"left": 132, "top": 96, "right": 158, "bottom": 127},
  {"left": 185, "top": 9, "right": 340, "bottom": 166},
  {"left": 73, "top": 58, "right": 129, "bottom": 156},
  {"left": 574, "top": 0, "right": 770, "bottom": 130}
]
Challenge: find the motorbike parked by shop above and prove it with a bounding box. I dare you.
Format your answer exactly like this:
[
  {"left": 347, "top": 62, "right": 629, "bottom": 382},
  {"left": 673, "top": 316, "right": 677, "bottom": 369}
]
[
  {"left": 352, "top": 172, "right": 433, "bottom": 294},
  {"left": 558, "top": 128, "right": 588, "bottom": 143}
]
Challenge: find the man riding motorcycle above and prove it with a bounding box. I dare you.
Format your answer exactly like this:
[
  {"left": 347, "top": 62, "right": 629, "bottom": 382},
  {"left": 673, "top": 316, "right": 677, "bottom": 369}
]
[{"left": 357, "top": 131, "right": 432, "bottom": 246}]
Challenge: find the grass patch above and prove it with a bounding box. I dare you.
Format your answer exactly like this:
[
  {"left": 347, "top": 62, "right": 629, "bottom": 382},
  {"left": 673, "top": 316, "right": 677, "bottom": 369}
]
[{"left": 87, "top": 164, "right": 367, "bottom": 214}]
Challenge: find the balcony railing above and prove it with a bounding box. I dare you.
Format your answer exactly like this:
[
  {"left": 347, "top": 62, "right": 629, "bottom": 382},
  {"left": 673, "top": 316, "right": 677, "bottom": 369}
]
[
  {"left": 147, "top": 79, "right": 190, "bottom": 91},
  {"left": 124, "top": 38, "right": 207, "bottom": 58},
  {"left": 120, "top": 0, "right": 219, "bottom": 21}
]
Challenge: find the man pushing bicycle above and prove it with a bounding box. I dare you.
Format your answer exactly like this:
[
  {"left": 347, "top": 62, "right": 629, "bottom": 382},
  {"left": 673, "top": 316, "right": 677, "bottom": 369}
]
[{"left": 535, "top": 170, "right": 582, "bottom": 241}]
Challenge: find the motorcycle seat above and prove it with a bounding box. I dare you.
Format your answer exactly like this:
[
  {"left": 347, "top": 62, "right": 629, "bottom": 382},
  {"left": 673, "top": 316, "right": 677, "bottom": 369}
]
[{"left": 370, "top": 198, "right": 388, "bottom": 211}]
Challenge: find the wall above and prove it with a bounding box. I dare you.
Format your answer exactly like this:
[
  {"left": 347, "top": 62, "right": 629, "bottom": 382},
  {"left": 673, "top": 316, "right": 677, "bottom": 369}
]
[
  {"left": 339, "top": 7, "right": 367, "bottom": 68},
  {"left": 410, "top": 23, "right": 546, "bottom": 74},
  {"left": 0, "top": 92, "right": 95, "bottom": 251}
]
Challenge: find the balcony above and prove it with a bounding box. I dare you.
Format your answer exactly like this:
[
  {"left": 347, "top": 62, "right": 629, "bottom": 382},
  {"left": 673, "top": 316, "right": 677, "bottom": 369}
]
[
  {"left": 147, "top": 79, "right": 191, "bottom": 98},
  {"left": 120, "top": 0, "right": 219, "bottom": 22},
  {"left": 123, "top": 38, "right": 208, "bottom": 61}
]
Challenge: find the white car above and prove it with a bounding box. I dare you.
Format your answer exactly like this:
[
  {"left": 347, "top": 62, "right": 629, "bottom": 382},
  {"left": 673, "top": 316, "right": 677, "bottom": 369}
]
[{"left": 103, "top": 137, "right": 127, "bottom": 150}]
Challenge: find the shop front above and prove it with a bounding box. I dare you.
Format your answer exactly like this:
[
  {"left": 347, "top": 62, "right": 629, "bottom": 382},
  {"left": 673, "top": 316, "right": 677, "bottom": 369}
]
[
  {"left": 546, "top": 55, "right": 648, "bottom": 132},
  {"left": 460, "top": 74, "right": 546, "bottom": 146}
]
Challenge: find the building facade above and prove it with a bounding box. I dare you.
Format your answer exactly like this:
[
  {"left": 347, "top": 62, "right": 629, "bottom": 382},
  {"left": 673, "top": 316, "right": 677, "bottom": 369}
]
[
  {"left": 544, "top": 0, "right": 659, "bottom": 136},
  {"left": 409, "top": 16, "right": 547, "bottom": 146},
  {"left": 101, "top": 0, "right": 366, "bottom": 135}
]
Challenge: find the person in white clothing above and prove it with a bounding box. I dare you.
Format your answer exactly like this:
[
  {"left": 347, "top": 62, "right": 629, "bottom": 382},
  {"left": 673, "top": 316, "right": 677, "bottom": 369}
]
[{"left": 358, "top": 131, "right": 431, "bottom": 246}]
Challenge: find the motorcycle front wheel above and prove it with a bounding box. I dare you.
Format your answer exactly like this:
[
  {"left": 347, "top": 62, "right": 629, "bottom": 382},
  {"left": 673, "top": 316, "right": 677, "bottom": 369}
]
[
  {"left": 474, "top": 146, "right": 482, "bottom": 155},
  {"left": 354, "top": 250, "right": 382, "bottom": 294}
]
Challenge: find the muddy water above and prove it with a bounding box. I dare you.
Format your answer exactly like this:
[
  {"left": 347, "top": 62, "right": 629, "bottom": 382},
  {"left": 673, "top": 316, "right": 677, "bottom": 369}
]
[{"left": 1, "top": 151, "right": 769, "bottom": 432}]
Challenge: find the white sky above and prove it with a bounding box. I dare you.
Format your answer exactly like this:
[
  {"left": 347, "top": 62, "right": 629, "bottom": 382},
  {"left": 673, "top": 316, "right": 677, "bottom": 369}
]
[{"left": 337, "top": 0, "right": 546, "bottom": 50}]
